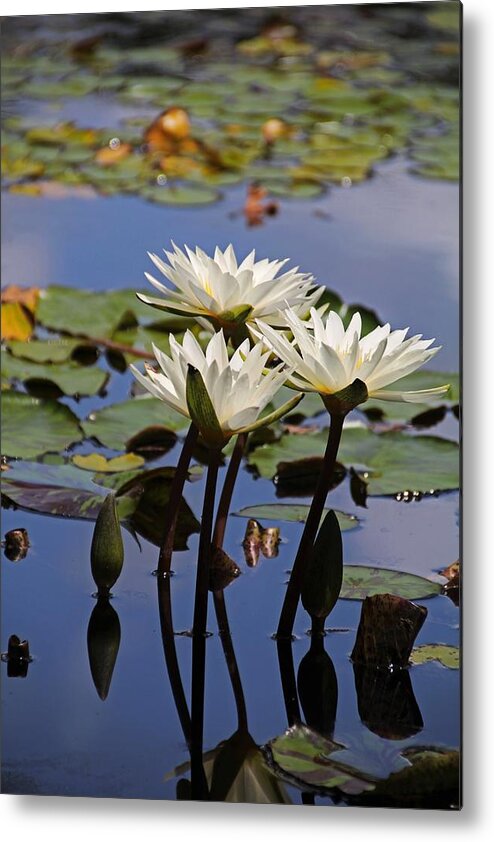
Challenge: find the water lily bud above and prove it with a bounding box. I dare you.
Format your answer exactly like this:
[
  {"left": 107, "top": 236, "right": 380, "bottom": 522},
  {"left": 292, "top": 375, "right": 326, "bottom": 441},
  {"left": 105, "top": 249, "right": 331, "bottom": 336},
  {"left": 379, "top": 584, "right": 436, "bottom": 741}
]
[
  {"left": 87, "top": 596, "right": 121, "bottom": 700},
  {"left": 301, "top": 510, "right": 343, "bottom": 621},
  {"left": 185, "top": 364, "right": 225, "bottom": 448},
  {"left": 90, "top": 493, "right": 124, "bottom": 592},
  {"left": 262, "top": 118, "right": 287, "bottom": 144},
  {"left": 160, "top": 107, "right": 191, "bottom": 140}
]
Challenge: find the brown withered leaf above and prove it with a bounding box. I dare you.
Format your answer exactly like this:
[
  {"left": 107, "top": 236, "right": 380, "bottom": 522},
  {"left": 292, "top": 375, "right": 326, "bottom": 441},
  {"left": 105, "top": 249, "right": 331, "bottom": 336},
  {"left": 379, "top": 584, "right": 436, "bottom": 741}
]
[
  {"left": 95, "top": 143, "right": 133, "bottom": 166},
  {"left": 2, "top": 285, "right": 40, "bottom": 315},
  {"left": 243, "top": 184, "right": 279, "bottom": 227},
  {"left": 439, "top": 560, "right": 459, "bottom": 581}
]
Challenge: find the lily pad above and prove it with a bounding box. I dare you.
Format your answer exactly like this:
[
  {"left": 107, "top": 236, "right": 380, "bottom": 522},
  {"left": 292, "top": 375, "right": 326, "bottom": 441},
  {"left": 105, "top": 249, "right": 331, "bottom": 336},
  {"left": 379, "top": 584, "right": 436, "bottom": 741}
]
[
  {"left": 36, "top": 286, "right": 154, "bottom": 339},
  {"left": 1, "top": 461, "right": 111, "bottom": 519},
  {"left": 2, "top": 392, "right": 83, "bottom": 458},
  {"left": 140, "top": 184, "right": 220, "bottom": 206},
  {"left": 234, "top": 504, "right": 358, "bottom": 532},
  {"left": 267, "top": 724, "right": 374, "bottom": 795},
  {"left": 340, "top": 565, "right": 442, "bottom": 601},
  {"left": 71, "top": 453, "right": 145, "bottom": 473},
  {"left": 410, "top": 644, "right": 459, "bottom": 669},
  {"left": 248, "top": 427, "right": 459, "bottom": 496},
  {"left": 360, "top": 370, "right": 459, "bottom": 421},
  {"left": 5, "top": 337, "right": 92, "bottom": 364},
  {"left": 1, "top": 348, "right": 108, "bottom": 397},
  {"left": 1, "top": 461, "right": 199, "bottom": 550},
  {"left": 82, "top": 397, "right": 188, "bottom": 450}
]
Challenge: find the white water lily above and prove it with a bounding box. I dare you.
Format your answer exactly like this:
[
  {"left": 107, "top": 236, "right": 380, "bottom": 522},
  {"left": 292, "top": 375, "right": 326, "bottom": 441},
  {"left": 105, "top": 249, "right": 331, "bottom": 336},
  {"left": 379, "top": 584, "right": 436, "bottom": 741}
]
[
  {"left": 256, "top": 307, "right": 449, "bottom": 406},
  {"left": 136, "top": 243, "right": 323, "bottom": 332},
  {"left": 130, "top": 329, "right": 300, "bottom": 446}
]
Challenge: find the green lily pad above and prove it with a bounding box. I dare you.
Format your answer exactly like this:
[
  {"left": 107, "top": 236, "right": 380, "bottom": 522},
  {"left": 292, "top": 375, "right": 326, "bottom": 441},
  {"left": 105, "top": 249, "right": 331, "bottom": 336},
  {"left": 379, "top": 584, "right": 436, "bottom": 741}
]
[
  {"left": 1, "top": 348, "right": 108, "bottom": 397},
  {"left": 248, "top": 427, "right": 459, "bottom": 496},
  {"left": 36, "top": 286, "right": 154, "bottom": 339},
  {"left": 267, "top": 724, "right": 374, "bottom": 795},
  {"left": 1, "top": 460, "right": 112, "bottom": 519},
  {"left": 411, "top": 644, "right": 459, "bottom": 669},
  {"left": 140, "top": 184, "right": 220, "bottom": 206},
  {"left": 340, "top": 565, "right": 442, "bottom": 601},
  {"left": 5, "top": 338, "right": 91, "bottom": 364},
  {"left": 1, "top": 461, "right": 200, "bottom": 551},
  {"left": 360, "top": 370, "right": 459, "bottom": 421},
  {"left": 2, "top": 392, "right": 83, "bottom": 458},
  {"left": 82, "top": 397, "right": 188, "bottom": 450},
  {"left": 234, "top": 504, "right": 358, "bottom": 532}
]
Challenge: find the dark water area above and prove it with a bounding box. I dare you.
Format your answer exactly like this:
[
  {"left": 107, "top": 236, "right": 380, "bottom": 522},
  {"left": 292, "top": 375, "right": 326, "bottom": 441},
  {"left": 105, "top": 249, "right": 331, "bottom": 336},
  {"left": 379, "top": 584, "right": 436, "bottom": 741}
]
[{"left": 1, "top": 3, "right": 460, "bottom": 806}]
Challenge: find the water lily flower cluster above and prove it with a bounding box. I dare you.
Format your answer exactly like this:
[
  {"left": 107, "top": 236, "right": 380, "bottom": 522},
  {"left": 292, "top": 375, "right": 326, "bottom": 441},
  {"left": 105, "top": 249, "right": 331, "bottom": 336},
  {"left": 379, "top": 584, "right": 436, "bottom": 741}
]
[
  {"left": 130, "top": 329, "right": 301, "bottom": 448},
  {"left": 256, "top": 306, "right": 449, "bottom": 411},
  {"left": 136, "top": 242, "right": 323, "bottom": 335},
  {"left": 133, "top": 242, "right": 450, "bottom": 640}
]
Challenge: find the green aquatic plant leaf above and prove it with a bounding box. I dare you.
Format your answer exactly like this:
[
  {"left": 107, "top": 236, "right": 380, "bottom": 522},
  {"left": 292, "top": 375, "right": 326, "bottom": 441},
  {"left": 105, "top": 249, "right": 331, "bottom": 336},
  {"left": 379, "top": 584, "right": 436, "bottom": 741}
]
[
  {"left": 5, "top": 337, "right": 93, "bottom": 364},
  {"left": 340, "top": 565, "right": 442, "bottom": 601},
  {"left": 1, "top": 347, "right": 108, "bottom": 397},
  {"left": 267, "top": 724, "right": 374, "bottom": 795},
  {"left": 82, "top": 397, "right": 187, "bottom": 450},
  {"left": 1, "top": 461, "right": 111, "bottom": 518},
  {"left": 2, "top": 392, "right": 83, "bottom": 458},
  {"left": 36, "top": 286, "right": 154, "bottom": 339},
  {"left": 1, "top": 461, "right": 200, "bottom": 550},
  {"left": 410, "top": 644, "right": 459, "bottom": 669},
  {"left": 234, "top": 504, "right": 358, "bottom": 532},
  {"left": 360, "top": 370, "right": 459, "bottom": 421},
  {"left": 248, "top": 427, "right": 459, "bottom": 496},
  {"left": 140, "top": 184, "right": 220, "bottom": 206}
]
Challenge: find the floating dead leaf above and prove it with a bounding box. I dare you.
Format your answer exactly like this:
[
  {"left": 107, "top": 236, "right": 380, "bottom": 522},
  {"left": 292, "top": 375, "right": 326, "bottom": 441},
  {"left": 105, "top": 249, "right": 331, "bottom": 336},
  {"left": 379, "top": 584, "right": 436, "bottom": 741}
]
[
  {"left": 243, "top": 183, "right": 279, "bottom": 227},
  {"left": 242, "top": 518, "right": 280, "bottom": 566},
  {"left": 3, "top": 528, "right": 30, "bottom": 562},
  {"left": 440, "top": 560, "right": 460, "bottom": 606},
  {"left": 242, "top": 518, "right": 262, "bottom": 567},
  {"left": 1, "top": 285, "right": 40, "bottom": 315},
  {"left": 260, "top": 526, "right": 280, "bottom": 558},
  {"left": 95, "top": 142, "right": 133, "bottom": 166},
  {"left": 439, "top": 560, "right": 459, "bottom": 581},
  {"left": 1, "top": 302, "right": 35, "bottom": 341},
  {"left": 144, "top": 107, "right": 191, "bottom": 151}
]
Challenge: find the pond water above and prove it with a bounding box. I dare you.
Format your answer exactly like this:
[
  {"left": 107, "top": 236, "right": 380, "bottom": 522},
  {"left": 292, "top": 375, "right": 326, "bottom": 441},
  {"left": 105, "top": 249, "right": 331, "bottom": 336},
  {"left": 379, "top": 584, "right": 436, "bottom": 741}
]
[{"left": 1, "top": 4, "right": 460, "bottom": 807}]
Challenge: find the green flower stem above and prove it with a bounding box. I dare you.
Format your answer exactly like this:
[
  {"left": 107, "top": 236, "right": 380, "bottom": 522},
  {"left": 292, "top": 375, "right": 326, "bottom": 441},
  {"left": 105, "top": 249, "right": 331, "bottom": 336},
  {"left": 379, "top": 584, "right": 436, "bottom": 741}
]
[
  {"left": 156, "top": 423, "right": 199, "bottom": 578},
  {"left": 212, "top": 432, "right": 248, "bottom": 550},
  {"left": 276, "top": 412, "right": 346, "bottom": 639},
  {"left": 190, "top": 450, "right": 221, "bottom": 798}
]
